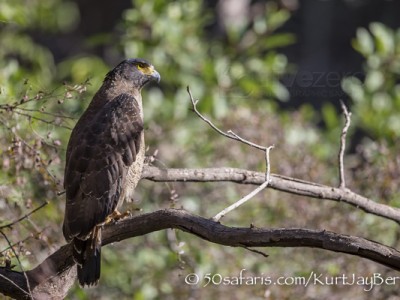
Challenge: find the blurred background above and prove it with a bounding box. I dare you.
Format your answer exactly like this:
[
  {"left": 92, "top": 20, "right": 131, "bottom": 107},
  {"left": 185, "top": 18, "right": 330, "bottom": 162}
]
[{"left": 1, "top": 0, "right": 400, "bottom": 299}]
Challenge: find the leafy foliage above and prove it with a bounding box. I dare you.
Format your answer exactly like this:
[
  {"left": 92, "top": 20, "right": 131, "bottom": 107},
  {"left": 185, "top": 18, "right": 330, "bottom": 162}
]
[
  {"left": 1, "top": 2, "right": 400, "bottom": 300},
  {"left": 341, "top": 22, "right": 400, "bottom": 211},
  {"left": 122, "top": 0, "right": 293, "bottom": 121},
  {"left": 0, "top": 0, "right": 80, "bottom": 274},
  {"left": 342, "top": 23, "right": 400, "bottom": 142}
]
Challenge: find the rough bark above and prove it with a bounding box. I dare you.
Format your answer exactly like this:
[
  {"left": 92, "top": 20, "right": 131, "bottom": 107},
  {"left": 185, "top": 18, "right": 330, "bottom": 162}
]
[
  {"left": 1, "top": 208, "right": 400, "bottom": 299},
  {"left": 142, "top": 166, "right": 400, "bottom": 224}
]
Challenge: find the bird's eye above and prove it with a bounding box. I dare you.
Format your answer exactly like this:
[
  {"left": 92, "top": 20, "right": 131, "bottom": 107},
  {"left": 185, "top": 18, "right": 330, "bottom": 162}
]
[
  {"left": 137, "top": 63, "right": 147, "bottom": 70},
  {"left": 136, "top": 62, "right": 154, "bottom": 75}
]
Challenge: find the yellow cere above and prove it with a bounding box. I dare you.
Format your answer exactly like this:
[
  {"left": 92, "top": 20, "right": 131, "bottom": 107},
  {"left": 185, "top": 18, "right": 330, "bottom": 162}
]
[{"left": 137, "top": 63, "right": 154, "bottom": 75}]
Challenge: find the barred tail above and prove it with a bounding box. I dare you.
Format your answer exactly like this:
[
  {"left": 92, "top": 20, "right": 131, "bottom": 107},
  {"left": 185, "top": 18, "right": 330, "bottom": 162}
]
[{"left": 72, "top": 232, "right": 101, "bottom": 286}]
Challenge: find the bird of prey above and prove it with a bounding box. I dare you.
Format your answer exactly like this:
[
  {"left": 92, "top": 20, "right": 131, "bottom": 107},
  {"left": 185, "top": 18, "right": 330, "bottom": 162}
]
[{"left": 63, "top": 58, "right": 160, "bottom": 287}]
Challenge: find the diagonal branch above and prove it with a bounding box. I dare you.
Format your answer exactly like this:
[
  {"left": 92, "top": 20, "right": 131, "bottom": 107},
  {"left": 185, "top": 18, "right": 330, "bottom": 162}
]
[
  {"left": 1, "top": 209, "right": 400, "bottom": 299},
  {"left": 212, "top": 146, "right": 274, "bottom": 221},
  {"left": 0, "top": 230, "right": 33, "bottom": 299},
  {"left": 187, "top": 86, "right": 274, "bottom": 221},
  {"left": 0, "top": 202, "right": 48, "bottom": 230},
  {"left": 187, "top": 87, "right": 273, "bottom": 173},
  {"left": 187, "top": 86, "right": 266, "bottom": 152}
]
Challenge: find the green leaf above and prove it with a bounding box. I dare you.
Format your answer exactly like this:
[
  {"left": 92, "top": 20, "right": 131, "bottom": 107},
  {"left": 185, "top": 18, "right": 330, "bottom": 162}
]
[
  {"left": 265, "top": 33, "right": 296, "bottom": 50},
  {"left": 341, "top": 77, "right": 365, "bottom": 102},
  {"left": 271, "top": 81, "right": 289, "bottom": 101},
  {"left": 370, "top": 22, "right": 394, "bottom": 56},
  {"left": 365, "top": 70, "right": 384, "bottom": 92},
  {"left": 353, "top": 27, "right": 374, "bottom": 56},
  {"left": 266, "top": 4, "right": 291, "bottom": 32},
  {"left": 322, "top": 103, "right": 339, "bottom": 130},
  {"left": 371, "top": 92, "right": 391, "bottom": 112}
]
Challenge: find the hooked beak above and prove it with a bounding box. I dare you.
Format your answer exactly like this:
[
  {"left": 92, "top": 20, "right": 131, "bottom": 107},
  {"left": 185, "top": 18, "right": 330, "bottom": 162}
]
[{"left": 149, "top": 68, "right": 161, "bottom": 83}]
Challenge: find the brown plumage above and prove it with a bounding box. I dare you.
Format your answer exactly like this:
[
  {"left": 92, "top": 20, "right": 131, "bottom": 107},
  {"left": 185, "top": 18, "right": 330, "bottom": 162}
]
[{"left": 63, "top": 58, "right": 160, "bottom": 287}]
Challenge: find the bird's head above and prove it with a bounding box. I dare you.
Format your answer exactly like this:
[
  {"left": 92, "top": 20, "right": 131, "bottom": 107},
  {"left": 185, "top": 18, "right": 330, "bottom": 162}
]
[{"left": 105, "top": 58, "right": 160, "bottom": 89}]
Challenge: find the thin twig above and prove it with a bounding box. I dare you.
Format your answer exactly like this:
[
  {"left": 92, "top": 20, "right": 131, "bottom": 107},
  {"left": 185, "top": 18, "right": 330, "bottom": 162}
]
[
  {"left": 186, "top": 86, "right": 274, "bottom": 221},
  {"left": 187, "top": 86, "right": 266, "bottom": 151},
  {"left": 12, "top": 110, "right": 72, "bottom": 130},
  {"left": 264, "top": 145, "right": 274, "bottom": 182},
  {"left": 0, "top": 227, "right": 47, "bottom": 254},
  {"left": 213, "top": 146, "right": 274, "bottom": 222},
  {"left": 0, "top": 118, "right": 60, "bottom": 186},
  {"left": 338, "top": 100, "right": 352, "bottom": 189},
  {"left": 0, "top": 202, "right": 48, "bottom": 230},
  {"left": 0, "top": 274, "right": 30, "bottom": 297},
  {"left": 0, "top": 230, "right": 32, "bottom": 299},
  {"left": 213, "top": 181, "right": 269, "bottom": 222},
  {"left": 243, "top": 247, "right": 269, "bottom": 258},
  {"left": 14, "top": 107, "right": 76, "bottom": 120}
]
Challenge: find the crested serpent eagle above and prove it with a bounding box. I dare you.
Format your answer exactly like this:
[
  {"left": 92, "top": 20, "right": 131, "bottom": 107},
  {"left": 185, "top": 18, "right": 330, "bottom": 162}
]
[{"left": 63, "top": 58, "right": 160, "bottom": 287}]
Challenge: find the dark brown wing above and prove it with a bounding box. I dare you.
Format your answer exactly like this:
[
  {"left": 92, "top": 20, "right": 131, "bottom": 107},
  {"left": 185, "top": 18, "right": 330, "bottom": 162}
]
[{"left": 63, "top": 93, "right": 143, "bottom": 241}]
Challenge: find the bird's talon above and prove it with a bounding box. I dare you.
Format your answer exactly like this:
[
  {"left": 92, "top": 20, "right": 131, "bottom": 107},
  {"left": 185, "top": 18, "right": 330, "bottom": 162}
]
[
  {"left": 115, "top": 210, "right": 132, "bottom": 222},
  {"left": 104, "top": 210, "right": 121, "bottom": 224},
  {"left": 105, "top": 210, "right": 131, "bottom": 224}
]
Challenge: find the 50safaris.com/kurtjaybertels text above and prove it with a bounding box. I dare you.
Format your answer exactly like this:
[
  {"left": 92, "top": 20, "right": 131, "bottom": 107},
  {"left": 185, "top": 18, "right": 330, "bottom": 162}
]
[{"left": 184, "top": 269, "right": 400, "bottom": 292}]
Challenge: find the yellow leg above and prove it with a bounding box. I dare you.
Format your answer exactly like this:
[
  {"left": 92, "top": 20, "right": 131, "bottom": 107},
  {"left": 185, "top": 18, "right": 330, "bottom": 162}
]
[{"left": 105, "top": 209, "right": 132, "bottom": 224}]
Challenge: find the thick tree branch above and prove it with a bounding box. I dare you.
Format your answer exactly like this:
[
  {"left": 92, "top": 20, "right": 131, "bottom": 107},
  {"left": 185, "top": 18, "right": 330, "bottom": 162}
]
[
  {"left": 142, "top": 166, "right": 400, "bottom": 224},
  {"left": 1, "top": 209, "right": 400, "bottom": 299}
]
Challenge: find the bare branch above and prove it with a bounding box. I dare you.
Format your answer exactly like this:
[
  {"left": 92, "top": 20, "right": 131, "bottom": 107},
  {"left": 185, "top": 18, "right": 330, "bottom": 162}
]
[
  {"left": 338, "top": 100, "right": 352, "bottom": 189},
  {"left": 213, "top": 146, "right": 274, "bottom": 221},
  {"left": 213, "top": 178, "right": 270, "bottom": 222},
  {"left": 264, "top": 144, "right": 274, "bottom": 182},
  {"left": 13, "top": 107, "right": 76, "bottom": 121},
  {"left": 0, "top": 230, "right": 33, "bottom": 299},
  {"left": 11, "top": 110, "right": 72, "bottom": 130},
  {"left": 243, "top": 247, "right": 269, "bottom": 258},
  {"left": 0, "top": 118, "right": 61, "bottom": 186},
  {"left": 0, "top": 202, "right": 48, "bottom": 230},
  {"left": 186, "top": 86, "right": 266, "bottom": 151},
  {"left": 187, "top": 87, "right": 275, "bottom": 221},
  {"left": 1, "top": 209, "right": 400, "bottom": 299},
  {"left": 142, "top": 166, "right": 400, "bottom": 225},
  {"left": 1, "top": 228, "right": 47, "bottom": 254},
  {"left": 0, "top": 273, "right": 30, "bottom": 298}
]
